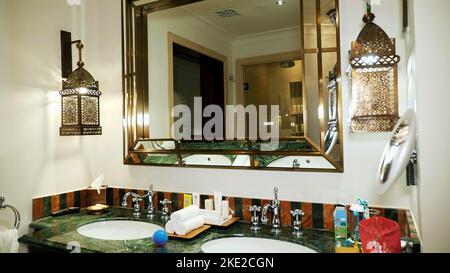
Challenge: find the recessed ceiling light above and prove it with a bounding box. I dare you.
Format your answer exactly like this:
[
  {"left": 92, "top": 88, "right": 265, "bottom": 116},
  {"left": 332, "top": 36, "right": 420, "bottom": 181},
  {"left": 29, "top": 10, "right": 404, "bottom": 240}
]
[
  {"left": 276, "top": 0, "right": 285, "bottom": 6},
  {"left": 66, "top": 0, "right": 81, "bottom": 6},
  {"left": 215, "top": 8, "right": 240, "bottom": 18}
]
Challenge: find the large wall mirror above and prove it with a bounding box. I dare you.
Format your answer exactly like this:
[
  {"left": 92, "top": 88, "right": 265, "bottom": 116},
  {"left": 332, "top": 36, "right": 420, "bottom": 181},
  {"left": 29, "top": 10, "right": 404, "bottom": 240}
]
[{"left": 122, "top": 0, "right": 344, "bottom": 172}]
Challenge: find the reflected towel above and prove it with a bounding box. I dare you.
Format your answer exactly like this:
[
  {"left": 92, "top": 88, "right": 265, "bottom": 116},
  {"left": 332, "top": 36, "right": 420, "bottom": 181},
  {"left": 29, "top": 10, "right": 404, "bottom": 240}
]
[
  {"left": 170, "top": 205, "right": 200, "bottom": 223},
  {"left": 0, "top": 229, "right": 19, "bottom": 253},
  {"left": 165, "top": 220, "right": 175, "bottom": 234},
  {"left": 174, "top": 216, "right": 204, "bottom": 236}
]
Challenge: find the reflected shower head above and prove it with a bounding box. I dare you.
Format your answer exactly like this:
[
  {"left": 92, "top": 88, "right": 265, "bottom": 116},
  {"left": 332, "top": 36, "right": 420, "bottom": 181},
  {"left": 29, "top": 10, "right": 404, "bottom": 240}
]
[{"left": 280, "top": 60, "right": 295, "bottom": 68}]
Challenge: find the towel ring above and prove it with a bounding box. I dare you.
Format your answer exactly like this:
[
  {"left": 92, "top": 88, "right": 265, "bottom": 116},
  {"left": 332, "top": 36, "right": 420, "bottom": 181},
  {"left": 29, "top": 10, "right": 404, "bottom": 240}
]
[{"left": 0, "top": 196, "right": 21, "bottom": 229}]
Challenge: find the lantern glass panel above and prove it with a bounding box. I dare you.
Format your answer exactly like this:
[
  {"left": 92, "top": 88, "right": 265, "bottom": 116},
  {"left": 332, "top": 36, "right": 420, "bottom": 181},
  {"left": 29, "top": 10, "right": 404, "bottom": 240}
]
[
  {"left": 81, "top": 95, "right": 100, "bottom": 125},
  {"left": 350, "top": 66, "right": 398, "bottom": 132},
  {"left": 62, "top": 95, "right": 79, "bottom": 126}
]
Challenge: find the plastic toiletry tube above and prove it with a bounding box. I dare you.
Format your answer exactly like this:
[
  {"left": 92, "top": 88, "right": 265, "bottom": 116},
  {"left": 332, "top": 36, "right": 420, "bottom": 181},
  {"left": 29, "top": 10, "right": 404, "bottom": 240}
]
[
  {"left": 213, "top": 191, "right": 222, "bottom": 213},
  {"left": 221, "top": 200, "right": 229, "bottom": 218},
  {"left": 192, "top": 193, "right": 200, "bottom": 207}
]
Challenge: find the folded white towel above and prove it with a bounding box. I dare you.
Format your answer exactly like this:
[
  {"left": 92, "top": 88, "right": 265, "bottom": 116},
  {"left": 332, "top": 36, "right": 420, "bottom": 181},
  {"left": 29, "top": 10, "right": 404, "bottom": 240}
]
[
  {"left": 0, "top": 229, "right": 19, "bottom": 253},
  {"left": 165, "top": 220, "right": 175, "bottom": 234},
  {"left": 174, "top": 215, "right": 204, "bottom": 236},
  {"left": 170, "top": 205, "right": 200, "bottom": 223}
]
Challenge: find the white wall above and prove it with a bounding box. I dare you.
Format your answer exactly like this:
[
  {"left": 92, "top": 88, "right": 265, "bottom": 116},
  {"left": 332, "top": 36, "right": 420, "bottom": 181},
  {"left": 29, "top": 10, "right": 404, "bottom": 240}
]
[
  {"left": 0, "top": 0, "right": 416, "bottom": 245},
  {"left": 0, "top": 0, "right": 94, "bottom": 240},
  {"left": 410, "top": 0, "right": 450, "bottom": 253}
]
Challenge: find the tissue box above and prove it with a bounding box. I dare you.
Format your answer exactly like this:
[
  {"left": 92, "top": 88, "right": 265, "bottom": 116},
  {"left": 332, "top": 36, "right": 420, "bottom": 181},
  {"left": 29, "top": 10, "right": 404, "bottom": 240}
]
[
  {"left": 86, "top": 187, "right": 108, "bottom": 207},
  {"left": 199, "top": 209, "right": 231, "bottom": 226}
]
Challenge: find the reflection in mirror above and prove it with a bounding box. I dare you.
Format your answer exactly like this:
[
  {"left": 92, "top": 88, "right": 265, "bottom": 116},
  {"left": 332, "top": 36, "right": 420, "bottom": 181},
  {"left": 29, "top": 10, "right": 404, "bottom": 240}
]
[
  {"left": 180, "top": 154, "right": 251, "bottom": 167},
  {"left": 178, "top": 140, "right": 249, "bottom": 151},
  {"left": 147, "top": 0, "right": 304, "bottom": 141},
  {"left": 122, "top": 0, "right": 343, "bottom": 171},
  {"left": 251, "top": 139, "right": 316, "bottom": 152},
  {"left": 255, "top": 155, "right": 335, "bottom": 169},
  {"left": 242, "top": 59, "right": 304, "bottom": 139},
  {"left": 134, "top": 140, "right": 176, "bottom": 151},
  {"left": 126, "top": 153, "right": 179, "bottom": 165}
]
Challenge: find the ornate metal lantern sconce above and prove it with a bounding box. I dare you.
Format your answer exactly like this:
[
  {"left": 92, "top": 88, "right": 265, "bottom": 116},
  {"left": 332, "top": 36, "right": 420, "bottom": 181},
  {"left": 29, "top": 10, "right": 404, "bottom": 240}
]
[
  {"left": 349, "top": 7, "right": 401, "bottom": 133},
  {"left": 60, "top": 31, "right": 102, "bottom": 136}
]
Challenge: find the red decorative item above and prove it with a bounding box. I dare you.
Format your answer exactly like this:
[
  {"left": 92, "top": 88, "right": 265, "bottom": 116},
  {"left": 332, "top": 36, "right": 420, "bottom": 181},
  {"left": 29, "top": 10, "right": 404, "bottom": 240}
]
[{"left": 359, "top": 216, "right": 401, "bottom": 253}]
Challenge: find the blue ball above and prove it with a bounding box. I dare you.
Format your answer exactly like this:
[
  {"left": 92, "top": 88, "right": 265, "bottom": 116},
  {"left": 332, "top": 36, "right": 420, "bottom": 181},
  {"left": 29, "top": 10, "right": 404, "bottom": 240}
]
[{"left": 152, "top": 229, "right": 168, "bottom": 247}]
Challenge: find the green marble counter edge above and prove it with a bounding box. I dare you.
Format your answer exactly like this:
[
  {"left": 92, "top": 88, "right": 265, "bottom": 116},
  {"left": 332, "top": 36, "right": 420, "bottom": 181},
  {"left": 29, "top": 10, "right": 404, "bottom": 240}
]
[{"left": 19, "top": 207, "right": 336, "bottom": 253}]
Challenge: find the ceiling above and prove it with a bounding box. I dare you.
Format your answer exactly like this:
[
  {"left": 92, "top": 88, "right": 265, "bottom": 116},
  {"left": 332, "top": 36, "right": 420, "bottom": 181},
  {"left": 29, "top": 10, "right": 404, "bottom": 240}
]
[{"left": 182, "top": 0, "right": 301, "bottom": 37}]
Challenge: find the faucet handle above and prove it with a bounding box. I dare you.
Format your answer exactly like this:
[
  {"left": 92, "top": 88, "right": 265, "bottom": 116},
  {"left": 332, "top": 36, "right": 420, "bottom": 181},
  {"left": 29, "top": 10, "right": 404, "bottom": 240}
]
[
  {"left": 291, "top": 209, "right": 305, "bottom": 236},
  {"left": 160, "top": 199, "right": 172, "bottom": 207},
  {"left": 160, "top": 199, "right": 172, "bottom": 219},
  {"left": 290, "top": 209, "right": 305, "bottom": 220},
  {"left": 249, "top": 205, "right": 261, "bottom": 214},
  {"left": 249, "top": 205, "right": 261, "bottom": 221},
  {"left": 132, "top": 195, "right": 142, "bottom": 203},
  {"left": 249, "top": 205, "right": 262, "bottom": 231}
]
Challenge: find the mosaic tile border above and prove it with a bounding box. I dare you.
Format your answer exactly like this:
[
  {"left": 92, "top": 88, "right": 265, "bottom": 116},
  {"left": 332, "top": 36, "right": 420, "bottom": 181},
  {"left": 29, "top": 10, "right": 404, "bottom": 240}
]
[
  {"left": 31, "top": 187, "right": 412, "bottom": 236},
  {"left": 32, "top": 187, "right": 421, "bottom": 252}
]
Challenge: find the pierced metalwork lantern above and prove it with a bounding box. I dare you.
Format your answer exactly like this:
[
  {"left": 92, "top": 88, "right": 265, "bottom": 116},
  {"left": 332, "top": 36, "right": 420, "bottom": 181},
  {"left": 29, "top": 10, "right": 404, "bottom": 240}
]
[
  {"left": 60, "top": 42, "right": 102, "bottom": 136},
  {"left": 349, "top": 12, "right": 400, "bottom": 133}
]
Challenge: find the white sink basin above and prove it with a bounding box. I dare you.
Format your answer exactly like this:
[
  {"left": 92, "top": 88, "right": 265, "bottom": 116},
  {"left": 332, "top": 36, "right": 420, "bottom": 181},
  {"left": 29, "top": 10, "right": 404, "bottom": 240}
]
[
  {"left": 201, "top": 237, "right": 318, "bottom": 253},
  {"left": 76, "top": 220, "right": 162, "bottom": 241},
  {"left": 181, "top": 155, "right": 232, "bottom": 166},
  {"left": 267, "top": 156, "right": 335, "bottom": 169}
]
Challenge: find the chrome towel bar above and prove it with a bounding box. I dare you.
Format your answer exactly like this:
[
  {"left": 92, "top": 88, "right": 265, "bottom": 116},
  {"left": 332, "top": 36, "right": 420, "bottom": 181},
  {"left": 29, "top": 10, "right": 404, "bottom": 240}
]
[{"left": 0, "top": 196, "right": 20, "bottom": 229}]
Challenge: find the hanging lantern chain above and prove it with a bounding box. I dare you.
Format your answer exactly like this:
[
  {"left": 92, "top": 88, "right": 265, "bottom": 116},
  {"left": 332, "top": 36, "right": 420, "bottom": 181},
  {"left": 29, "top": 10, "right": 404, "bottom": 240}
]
[{"left": 366, "top": 0, "right": 371, "bottom": 14}]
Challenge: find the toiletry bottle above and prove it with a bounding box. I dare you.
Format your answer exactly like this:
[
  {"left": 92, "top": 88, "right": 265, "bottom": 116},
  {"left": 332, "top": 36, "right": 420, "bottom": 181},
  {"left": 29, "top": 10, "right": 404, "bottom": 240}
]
[
  {"left": 213, "top": 191, "right": 222, "bottom": 214},
  {"left": 183, "top": 194, "right": 193, "bottom": 208},
  {"left": 334, "top": 205, "right": 348, "bottom": 240},
  {"left": 192, "top": 193, "right": 200, "bottom": 207}
]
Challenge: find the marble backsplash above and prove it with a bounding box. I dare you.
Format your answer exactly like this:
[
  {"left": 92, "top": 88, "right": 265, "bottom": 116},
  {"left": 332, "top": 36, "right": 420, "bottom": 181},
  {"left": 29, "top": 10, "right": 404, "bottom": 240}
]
[{"left": 31, "top": 186, "right": 419, "bottom": 243}]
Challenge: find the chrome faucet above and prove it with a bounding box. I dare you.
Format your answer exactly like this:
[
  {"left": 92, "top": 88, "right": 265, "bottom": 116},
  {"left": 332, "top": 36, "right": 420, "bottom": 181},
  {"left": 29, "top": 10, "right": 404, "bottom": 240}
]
[
  {"left": 145, "top": 184, "right": 155, "bottom": 218},
  {"left": 262, "top": 187, "right": 282, "bottom": 234},
  {"left": 122, "top": 191, "right": 143, "bottom": 218},
  {"left": 121, "top": 185, "right": 155, "bottom": 218},
  {"left": 291, "top": 209, "right": 305, "bottom": 237}
]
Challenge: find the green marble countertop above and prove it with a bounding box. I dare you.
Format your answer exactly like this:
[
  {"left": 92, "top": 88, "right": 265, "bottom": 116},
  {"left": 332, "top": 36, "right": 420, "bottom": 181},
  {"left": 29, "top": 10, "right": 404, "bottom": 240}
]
[{"left": 19, "top": 207, "right": 336, "bottom": 253}]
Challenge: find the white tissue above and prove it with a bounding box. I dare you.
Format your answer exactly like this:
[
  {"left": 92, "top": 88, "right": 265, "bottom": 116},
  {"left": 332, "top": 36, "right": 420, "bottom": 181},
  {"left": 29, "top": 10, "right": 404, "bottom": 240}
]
[
  {"left": 0, "top": 229, "right": 19, "bottom": 253},
  {"left": 90, "top": 174, "right": 104, "bottom": 195},
  {"left": 200, "top": 209, "right": 231, "bottom": 226},
  {"left": 170, "top": 205, "right": 200, "bottom": 222},
  {"left": 205, "top": 199, "right": 214, "bottom": 211},
  {"left": 174, "top": 216, "right": 204, "bottom": 236}
]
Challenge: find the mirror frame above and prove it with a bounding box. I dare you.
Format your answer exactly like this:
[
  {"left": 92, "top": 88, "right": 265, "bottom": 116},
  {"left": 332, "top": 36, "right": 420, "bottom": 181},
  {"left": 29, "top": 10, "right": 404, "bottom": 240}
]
[{"left": 121, "top": 0, "right": 344, "bottom": 172}]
